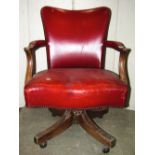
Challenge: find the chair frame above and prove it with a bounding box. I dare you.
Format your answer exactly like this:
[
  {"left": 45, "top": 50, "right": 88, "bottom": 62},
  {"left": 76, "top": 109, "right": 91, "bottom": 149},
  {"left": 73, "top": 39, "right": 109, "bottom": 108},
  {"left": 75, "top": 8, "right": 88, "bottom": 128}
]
[{"left": 24, "top": 40, "right": 130, "bottom": 152}]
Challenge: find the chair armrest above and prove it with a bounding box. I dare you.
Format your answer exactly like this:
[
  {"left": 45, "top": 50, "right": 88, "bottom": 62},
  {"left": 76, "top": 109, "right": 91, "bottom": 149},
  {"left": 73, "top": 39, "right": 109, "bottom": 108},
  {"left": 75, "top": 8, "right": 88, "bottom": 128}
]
[
  {"left": 24, "top": 40, "right": 46, "bottom": 85},
  {"left": 105, "top": 40, "right": 131, "bottom": 84}
]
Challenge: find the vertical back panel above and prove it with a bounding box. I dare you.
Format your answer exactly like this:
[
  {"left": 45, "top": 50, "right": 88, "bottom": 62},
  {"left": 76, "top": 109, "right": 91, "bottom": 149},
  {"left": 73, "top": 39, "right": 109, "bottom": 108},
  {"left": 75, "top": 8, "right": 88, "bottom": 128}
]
[{"left": 41, "top": 6, "right": 111, "bottom": 68}]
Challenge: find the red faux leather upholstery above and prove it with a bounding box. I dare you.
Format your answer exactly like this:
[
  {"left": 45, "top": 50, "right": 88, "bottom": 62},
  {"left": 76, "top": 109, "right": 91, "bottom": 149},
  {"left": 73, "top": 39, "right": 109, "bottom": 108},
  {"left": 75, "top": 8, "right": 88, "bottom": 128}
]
[
  {"left": 24, "top": 69, "right": 128, "bottom": 109},
  {"left": 41, "top": 6, "right": 111, "bottom": 68}
]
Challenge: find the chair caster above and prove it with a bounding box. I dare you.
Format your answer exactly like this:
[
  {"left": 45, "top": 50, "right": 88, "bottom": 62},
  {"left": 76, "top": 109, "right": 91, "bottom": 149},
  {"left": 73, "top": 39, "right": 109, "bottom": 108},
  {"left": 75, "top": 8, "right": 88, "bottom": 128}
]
[
  {"left": 39, "top": 142, "right": 47, "bottom": 148},
  {"left": 102, "top": 146, "right": 110, "bottom": 153}
]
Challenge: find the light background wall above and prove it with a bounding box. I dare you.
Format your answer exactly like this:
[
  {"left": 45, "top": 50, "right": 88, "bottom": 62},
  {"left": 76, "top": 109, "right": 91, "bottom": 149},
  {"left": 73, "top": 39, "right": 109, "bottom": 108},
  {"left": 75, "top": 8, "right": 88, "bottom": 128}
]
[{"left": 19, "top": 0, "right": 135, "bottom": 110}]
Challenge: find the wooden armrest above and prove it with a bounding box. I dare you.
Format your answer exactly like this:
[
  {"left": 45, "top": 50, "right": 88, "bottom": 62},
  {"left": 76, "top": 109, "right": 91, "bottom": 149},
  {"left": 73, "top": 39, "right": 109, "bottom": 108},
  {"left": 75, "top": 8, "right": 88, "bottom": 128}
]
[
  {"left": 105, "top": 41, "right": 130, "bottom": 53},
  {"left": 105, "top": 40, "right": 131, "bottom": 84},
  {"left": 24, "top": 40, "right": 46, "bottom": 85}
]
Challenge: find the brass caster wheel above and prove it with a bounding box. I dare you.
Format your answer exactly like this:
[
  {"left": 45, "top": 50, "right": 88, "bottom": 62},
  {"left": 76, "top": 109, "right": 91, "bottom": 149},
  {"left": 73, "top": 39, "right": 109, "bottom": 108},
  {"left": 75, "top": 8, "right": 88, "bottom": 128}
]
[
  {"left": 39, "top": 142, "right": 47, "bottom": 148},
  {"left": 102, "top": 146, "right": 110, "bottom": 153}
]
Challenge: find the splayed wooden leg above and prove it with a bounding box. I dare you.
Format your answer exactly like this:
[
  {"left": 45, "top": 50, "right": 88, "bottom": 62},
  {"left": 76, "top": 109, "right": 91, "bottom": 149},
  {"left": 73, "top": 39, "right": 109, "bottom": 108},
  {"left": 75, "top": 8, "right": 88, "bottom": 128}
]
[
  {"left": 77, "top": 110, "right": 116, "bottom": 148},
  {"left": 34, "top": 110, "right": 73, "bottom": 146}
]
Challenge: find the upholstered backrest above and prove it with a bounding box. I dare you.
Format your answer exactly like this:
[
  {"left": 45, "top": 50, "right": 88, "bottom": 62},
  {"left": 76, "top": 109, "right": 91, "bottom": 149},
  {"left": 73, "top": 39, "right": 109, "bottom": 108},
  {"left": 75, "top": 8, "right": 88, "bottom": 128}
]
[{"left": 41, "top": 6, "right": 111, "bottom": 68}]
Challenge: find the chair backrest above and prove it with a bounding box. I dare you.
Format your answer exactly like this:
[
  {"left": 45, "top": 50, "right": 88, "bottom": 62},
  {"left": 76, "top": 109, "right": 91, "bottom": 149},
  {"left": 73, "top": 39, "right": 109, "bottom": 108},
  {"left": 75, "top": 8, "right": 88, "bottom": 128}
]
[{"left": 41, "top": 6, "right": 111, "bottom": 69}]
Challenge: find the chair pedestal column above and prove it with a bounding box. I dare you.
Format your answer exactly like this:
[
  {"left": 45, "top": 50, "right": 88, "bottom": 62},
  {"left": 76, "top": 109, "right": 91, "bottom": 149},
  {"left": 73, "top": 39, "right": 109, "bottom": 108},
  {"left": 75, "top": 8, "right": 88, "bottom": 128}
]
[{"left": 49, "top": 107, "right": 109, "bottom": 118}]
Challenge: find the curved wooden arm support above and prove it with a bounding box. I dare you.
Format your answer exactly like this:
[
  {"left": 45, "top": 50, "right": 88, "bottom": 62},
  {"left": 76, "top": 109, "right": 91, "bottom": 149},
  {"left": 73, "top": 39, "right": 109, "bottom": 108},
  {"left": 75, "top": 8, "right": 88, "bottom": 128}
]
[
  {"left": 105, "top": 40, "right": 131, "bottom": 84},
  {"left": 24, "top": 40, "right": 46, "bottom": 85}
]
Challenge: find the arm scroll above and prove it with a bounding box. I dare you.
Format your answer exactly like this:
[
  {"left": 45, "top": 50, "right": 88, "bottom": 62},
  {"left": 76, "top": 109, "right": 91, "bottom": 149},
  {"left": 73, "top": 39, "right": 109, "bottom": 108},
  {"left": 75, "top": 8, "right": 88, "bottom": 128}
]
[
  {"left": 105, "top": 41, "right": 131, "bottom": 84},
  {"left": 24, "top": 40, "right": 46, "bottom": 85}
]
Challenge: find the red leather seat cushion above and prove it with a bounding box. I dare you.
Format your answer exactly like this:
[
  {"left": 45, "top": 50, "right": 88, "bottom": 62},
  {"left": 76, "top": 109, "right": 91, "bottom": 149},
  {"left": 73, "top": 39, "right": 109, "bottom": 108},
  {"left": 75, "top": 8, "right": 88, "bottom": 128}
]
[{"left": 24, "top": 69, "right": 128, "bottom": 109}]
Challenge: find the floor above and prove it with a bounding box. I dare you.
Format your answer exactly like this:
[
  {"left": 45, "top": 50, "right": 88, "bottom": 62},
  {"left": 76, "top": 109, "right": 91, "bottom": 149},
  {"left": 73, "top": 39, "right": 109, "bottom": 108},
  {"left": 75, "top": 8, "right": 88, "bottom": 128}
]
[{"left": 19, "top": 108, "right": 135, "bottom": 155}]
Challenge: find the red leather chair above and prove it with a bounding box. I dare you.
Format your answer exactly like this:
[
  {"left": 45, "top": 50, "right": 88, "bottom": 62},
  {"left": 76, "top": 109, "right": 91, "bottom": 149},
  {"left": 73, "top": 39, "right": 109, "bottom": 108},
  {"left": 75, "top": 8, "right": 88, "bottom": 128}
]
[{"left": 24, "top": 6, "right": 130, "bottom": 153}]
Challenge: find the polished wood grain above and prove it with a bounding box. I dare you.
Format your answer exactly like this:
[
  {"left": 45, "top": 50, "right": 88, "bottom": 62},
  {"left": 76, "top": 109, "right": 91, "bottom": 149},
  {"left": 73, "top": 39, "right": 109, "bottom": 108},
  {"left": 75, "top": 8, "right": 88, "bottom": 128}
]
[
  {"left": 119, "top": 48, "right": 130, "bottom": 84},
  {"left": 24, "top": 47, "right": 34, "bottom": 85},
  {"left": 34, "top": 110, "right": 74, "bottom": 145},
  {"left": 24, "top": 40, "right": 46, "bottom": 85},
  {"left": 77, "top": 110, "right": 116, "bottom": 148},
  {"left": 105, "top": 40, "right": 131, "bottom": 84}
]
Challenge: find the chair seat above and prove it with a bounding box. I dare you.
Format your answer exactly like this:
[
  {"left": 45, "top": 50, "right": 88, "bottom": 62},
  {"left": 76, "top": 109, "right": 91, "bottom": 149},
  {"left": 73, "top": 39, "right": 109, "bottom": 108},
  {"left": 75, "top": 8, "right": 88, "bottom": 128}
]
[{"left": 24, "top": 69, "right": 128, "bottom": 109}]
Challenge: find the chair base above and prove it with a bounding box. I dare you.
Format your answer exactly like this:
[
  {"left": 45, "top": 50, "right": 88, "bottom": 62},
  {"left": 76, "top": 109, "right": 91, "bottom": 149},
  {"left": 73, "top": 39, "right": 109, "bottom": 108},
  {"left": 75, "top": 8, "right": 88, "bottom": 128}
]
[{"left": 34, "top": 110, "right": 116, "bottom": 152}]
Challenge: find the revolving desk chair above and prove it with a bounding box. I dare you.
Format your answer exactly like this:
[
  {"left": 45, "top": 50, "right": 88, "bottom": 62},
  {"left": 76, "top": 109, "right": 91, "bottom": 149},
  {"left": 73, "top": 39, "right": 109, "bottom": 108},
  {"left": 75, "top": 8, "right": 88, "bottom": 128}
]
[{"left": 24, "top": 6, "right": 130, "bottom": 153}]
